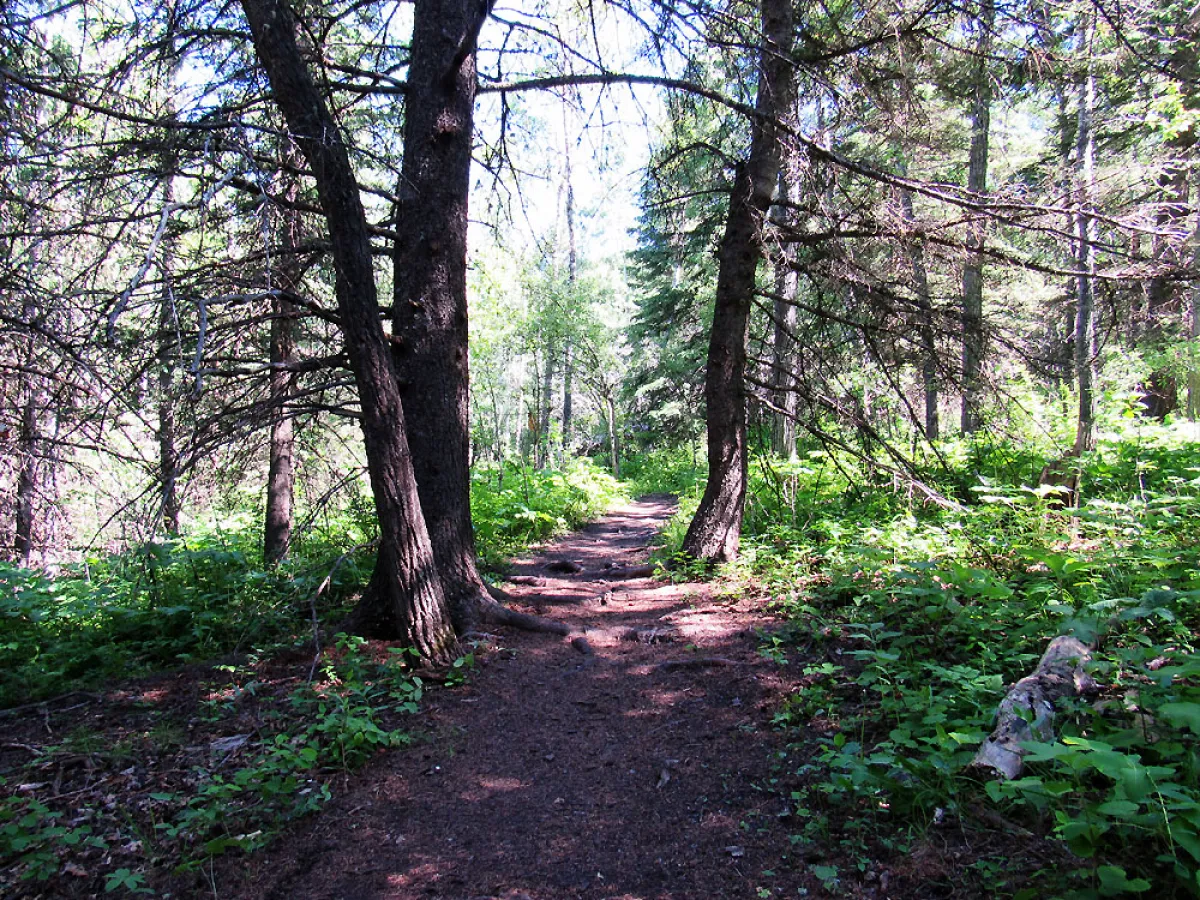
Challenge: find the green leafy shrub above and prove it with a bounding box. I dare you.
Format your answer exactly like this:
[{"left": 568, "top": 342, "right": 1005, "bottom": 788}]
[
  {"left": 0, "top": 528, "right": 370, "bottom": 706},
  {"left": 470, "top": 458, "right": 624, "bottom": 566},
  {"left": 719, "top": 425, "right": 1200, "bottom": 896}
]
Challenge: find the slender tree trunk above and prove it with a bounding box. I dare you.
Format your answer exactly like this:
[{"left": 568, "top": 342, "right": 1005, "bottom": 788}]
[
  {"left": 390, "top": 0, "right": 492, "bottom": 631},
  {"left": 1073, "top": 30, "right": 1098, "bottom": 455},
  {"left": 538, "top": 346, "right": 555, "bottom": 468},
  {"left": 960, "top": 0, "right": 994, "bottom": 434},
  {"left": 563, "top": 129, "right": 576, "bottom": 455},
  {"left": 604, "top": 393, "right": 620, "bottom": 479},
  {"left": 158, "top": 176, "right": 181, "bottom": 536},
  {"left": 14, "top": 390, "right": 37, "bottom": 567},
  {"left": 897, "top": 158, "right": 939, "bottom": 442},
  {"left": 240, "top": 0, "right": 455, "bottom": 661},
  {"left": 770, "top": 263, "right": 799, "bottom": 459},
  {"left": 682, "top": 0, "right": 796, "bottom": 564},
  {"left": 264, "top": 168, "right": 302, "bottom": 566},
  {"left": 1189, "top": 165, "right": 1200, "bottom": 420},
  {"left": 563, "top": 346, "right": 574, "bottom": 455},
  {"left": 13, "top": 280, "right": 41, "bottom": 565},
  {"left": 769, "top": 170, "right": 799, "bottom": 460}
]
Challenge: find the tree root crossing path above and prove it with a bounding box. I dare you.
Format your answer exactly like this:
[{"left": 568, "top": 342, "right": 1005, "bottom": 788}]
[{"left": 225, "top": 496, "right": 813, "bottom": 899}]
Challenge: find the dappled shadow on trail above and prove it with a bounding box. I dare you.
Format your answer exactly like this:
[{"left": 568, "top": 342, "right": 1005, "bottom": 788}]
[{"left": 218, "top": 497, "right": 815, "bottom": 900}]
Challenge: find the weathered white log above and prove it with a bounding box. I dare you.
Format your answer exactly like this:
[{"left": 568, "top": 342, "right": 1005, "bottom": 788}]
[{"left": 972, "top": 635, "right": 1094, "bottom": 780}]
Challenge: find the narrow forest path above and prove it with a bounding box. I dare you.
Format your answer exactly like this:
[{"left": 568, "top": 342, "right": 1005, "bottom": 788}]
[{"left": 222, "top": 497, "right": 816, "bottom": 900}]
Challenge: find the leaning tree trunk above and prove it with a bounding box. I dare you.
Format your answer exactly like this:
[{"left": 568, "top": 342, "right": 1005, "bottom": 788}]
[
  {"left": 681, "top": 0, "right": 796, "bottom": 564},
  {"left": 390, "top": 0, "right": 493, "bottom": 632},
  {"left": 240, "top": 0, "right": 455, "bottom": 661},
  {"left": 960, "top": 0, "right": 994, "bottom": 435}
]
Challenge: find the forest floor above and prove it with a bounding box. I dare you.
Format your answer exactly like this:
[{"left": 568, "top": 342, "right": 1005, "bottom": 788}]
[
  {"left": 3, "top": 497, "right": 986, "bottom": 899},
  {"left": 214, "top": 494, "right": 833, "bottom": 900}
]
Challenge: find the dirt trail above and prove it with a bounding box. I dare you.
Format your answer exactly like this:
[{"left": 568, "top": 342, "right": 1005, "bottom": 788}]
[{"left": 222, "top": 496, "right": 812, "bottom": 899}]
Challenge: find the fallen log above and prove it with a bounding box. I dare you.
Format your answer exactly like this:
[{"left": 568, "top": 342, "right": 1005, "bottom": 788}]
[{"left": 972, "top": 635, "right": 1095, "bottom": 780}]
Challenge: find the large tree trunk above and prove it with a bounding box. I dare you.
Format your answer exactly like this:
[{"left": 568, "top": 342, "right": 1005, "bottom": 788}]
[
  {"left": 681, "top": 0, "right": 795, "bottom": 564},
  {"left": 264, "top": 167, "right": 302, "bottom": 567},
  {"left": 390, "top": 0, "right": 493, "bottom": 632},
  {"left": 960, "top": 0, "right": 994, "bottom": 435},
  {"left": 1073, "top": 27, "right": 1098, "bottom": 455},
  {"left": 240, "top": 0, "right": 455, "bottom": 662}
]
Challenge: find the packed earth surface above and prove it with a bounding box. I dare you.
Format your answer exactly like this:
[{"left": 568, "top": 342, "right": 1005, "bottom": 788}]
[{"left": 217, "top": 495, "right": 823, "bottom": 899}]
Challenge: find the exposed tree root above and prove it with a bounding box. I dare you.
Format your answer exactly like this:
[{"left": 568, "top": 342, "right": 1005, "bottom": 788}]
[
  {"left": 478, "top": 598, "right": 571, "bottom": 636},
  {"left": 606, "top": 564, "right": 656, "bottom": 580}
]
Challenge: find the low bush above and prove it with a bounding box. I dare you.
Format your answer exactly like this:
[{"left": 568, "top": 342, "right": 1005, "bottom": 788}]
[{"left": 641, "top": 424, "right": 1200, "bottom": 896}]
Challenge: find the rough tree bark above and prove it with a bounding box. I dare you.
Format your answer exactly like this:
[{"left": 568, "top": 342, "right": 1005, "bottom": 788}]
[
  {"left": 390, "top": 0, "right": 494, "bottom": 632},
  {"left": 681, "top": 0, "right": 796, "bottom": 564},
  {"left": 960, "top": 0, "right": 994, "bottom": 435},
  {"left": 240, "top": 0, "right": 456, "bottom": 661}
]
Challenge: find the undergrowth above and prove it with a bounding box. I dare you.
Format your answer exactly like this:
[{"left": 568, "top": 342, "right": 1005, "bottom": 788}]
[
  {"left": 646, "top": 423, "right": 1200, "bottom": 898},
  {"left": 0, "top": 458, "right": 616, "bottom": 892},
  {"left": 0, "top": 634, "right": 442, "bottom": 893},
  {"left": 1, "top": 458, "right": 620, "bottom": 708},
  {"left": 470, "top": 458, "right": 625, "bottom": 567}
]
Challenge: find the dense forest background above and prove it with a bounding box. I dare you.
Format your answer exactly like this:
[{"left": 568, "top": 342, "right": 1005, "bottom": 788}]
[{"left": 3, "top": 0, "right": 1200, "bottom": 895}]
